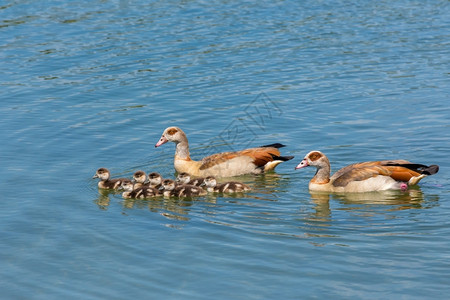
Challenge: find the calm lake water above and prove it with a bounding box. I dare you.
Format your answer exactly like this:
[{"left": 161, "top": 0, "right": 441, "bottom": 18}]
[{"left": 1, "top": 0, "right": 449, "bottom": 299}]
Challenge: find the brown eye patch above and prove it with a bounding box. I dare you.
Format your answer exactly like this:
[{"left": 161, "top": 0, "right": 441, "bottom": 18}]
[
  {"left": 167, "top": 128, "right": 178, "bottom": 135},
  {"left": 309, "top": 151, "right": 322, "bottom": 161}
]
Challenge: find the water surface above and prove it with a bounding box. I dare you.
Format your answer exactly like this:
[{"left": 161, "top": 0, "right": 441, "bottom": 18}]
[{"left": 1, "top": 0, "right": 449, "bottom": 299}]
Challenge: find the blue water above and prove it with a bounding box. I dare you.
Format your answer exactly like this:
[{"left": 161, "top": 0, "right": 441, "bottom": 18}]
[{"left": 1, "top": 0, "right": 449, "bottom": 299}]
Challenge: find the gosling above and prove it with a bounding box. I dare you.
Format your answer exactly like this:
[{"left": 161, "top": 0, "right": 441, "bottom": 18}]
[
  {"left": 176, "top": 172, "right": 205, "bottom": 186},
  {"left": 93, "top": 168, "right": 128, "bottom": 190},
  {"left": 161, "top": 179, "right": 207, "bottom": 198},
  {"left": 202, "top": 176, "right": 251, "bottom": 193},
  {"left": 121, "top": 179, "right": 160, "bottom": 199}
]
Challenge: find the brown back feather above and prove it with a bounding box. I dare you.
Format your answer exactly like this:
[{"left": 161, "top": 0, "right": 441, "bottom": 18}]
[
  {"left": 199, "top": 147, "right": 281, "bottom": 170},
  {"left": 332, "top": 160, "right": 422, "bottom": 187}
]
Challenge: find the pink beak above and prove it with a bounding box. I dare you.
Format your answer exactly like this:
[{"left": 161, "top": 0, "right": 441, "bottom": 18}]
[
  {"left": 295, "top": 159, "right": 309, "bottom": 170},
  {"left": 155, "top": 136, "right": 168, "bottom": 148}
]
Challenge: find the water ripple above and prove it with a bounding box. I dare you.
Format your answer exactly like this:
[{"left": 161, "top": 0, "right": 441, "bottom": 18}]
[{"left": 1, "top": 0, "right": 449, "bottom": 299}]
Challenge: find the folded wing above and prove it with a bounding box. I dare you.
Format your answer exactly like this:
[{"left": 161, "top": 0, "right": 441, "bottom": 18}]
[
  {"left": 199, "top": 146, "right": 293, "bottom": 171},
  {"left": 332, "top": 160, "right": 438, "bottom": 187}
]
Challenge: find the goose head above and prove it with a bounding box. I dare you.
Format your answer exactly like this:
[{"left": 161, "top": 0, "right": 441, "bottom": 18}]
[
  {"left": 155, "top": 126, "right": 186, "bottom": 147},
  {"left": 295, "top": 151, "right": 329, "bottom": 170}
]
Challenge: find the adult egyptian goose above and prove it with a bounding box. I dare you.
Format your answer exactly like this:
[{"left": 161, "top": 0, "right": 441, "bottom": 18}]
[
  {"left": 161, "top": 179, "right": 207, "bottom": 197},
  {"left": 155, "top": 126, "right": 294, "bottom": 177},
  {"left": 202, "top": 176, "right": 251, "bottom": 193},
  {"left": 93, "top": 168, "right": 129, "bottom": 190},
  {"left": 176, "top": 172, "right": 205, "bottom": 186},
  {"left": 295, "top": 151, "right": 439, "bottom": 193}
]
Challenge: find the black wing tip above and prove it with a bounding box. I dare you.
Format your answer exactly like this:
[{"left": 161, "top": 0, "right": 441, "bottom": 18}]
[
  {"left": 271, "top": 154, "right": 295, "bottom": 161},
  {"left": 424, "top": 164, "right": 439, "bottom": 175},
  {"left": 261, "top": 143, "right": 286, "bottom": 149},
  {"left": 386, "top": 163, "right": 439, "bottom": 175}
]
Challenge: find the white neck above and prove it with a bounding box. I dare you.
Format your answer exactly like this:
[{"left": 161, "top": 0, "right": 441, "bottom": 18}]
[
  {"left": 312, "top": 163, "right": 331, "bottom": 184},
  {"left": 175, "top": 140, "right": 191, "bottom": 160}
]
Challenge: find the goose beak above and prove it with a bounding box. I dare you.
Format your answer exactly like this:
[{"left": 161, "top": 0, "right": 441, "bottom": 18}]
[
  {"left": 295, "top": 159, "right": 309, "bottom": 170},
  {"left": 155, "top": 136, "right": 168, "bottom": 147}
]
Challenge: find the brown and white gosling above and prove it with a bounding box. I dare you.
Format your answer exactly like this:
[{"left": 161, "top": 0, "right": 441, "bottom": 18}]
[
  {"left": 176, "top": 172, "right": 205, "bottom": 186},
  {"left": 121, "top": 179, "right": 160, "bottom": 199},
  {"left": 202, "top": 176, "right": 251, "bottom": 193},
  {"left": 132, "top": 170, "right": 149, "bottom": 188},
  {"left": 161, "top": 179, "right": 207, "bottom": 197},
  {"left": 148, "top": 172, "right": 164, "bottom": 189},
  {"left": 93, "top": 168, "right": 129, "bottom": 190}
]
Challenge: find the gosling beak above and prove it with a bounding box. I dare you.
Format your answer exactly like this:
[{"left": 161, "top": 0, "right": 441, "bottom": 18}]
[
  {"left": 155, "top": 135, "right": 168, "bottom": 148},
  {"left": 92, "top": 174, "right": 99, "bottom": 179},
  {"left": 295, "top": 159, "right": 309, "bottom": 170}
]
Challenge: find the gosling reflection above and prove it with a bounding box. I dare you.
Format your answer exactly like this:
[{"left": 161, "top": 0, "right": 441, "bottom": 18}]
[
  {"left": 93, "top": 189, "right": 117, "bottom": 210},
  {"left": 121, "top": 197, "right": 193, "bottom": 221}
]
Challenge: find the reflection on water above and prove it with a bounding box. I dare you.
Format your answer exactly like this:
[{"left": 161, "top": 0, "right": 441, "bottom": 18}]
[
  {"left": 94, "top": 175, "right": 440, "bottom": 242},
  {"left": 93, "top": 187, "right": 220, "bottom": 223},
  {"left": 335, "top": 188, "right": 435, "bottom": 209},
  {"left": 93, "top": 189, "right": 115, "bottom": 210},
  {"left": 251, "top": 172, "right": 289, "bottom": 193},
  {"left": 2, "top": 0, "right": 449, "bottom": 298},
  {"left": 301, "top": 188, "right": 441, "bottom": 245},
  {"left": 309, "top": 188, "right": 439, "bottom": 220}
]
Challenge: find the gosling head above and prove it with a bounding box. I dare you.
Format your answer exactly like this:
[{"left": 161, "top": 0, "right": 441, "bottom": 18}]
[
  {"left": 148, "top": 172, "right": 163, "bottom": 186},
  {"left": 176, "top": 172, "right": 191, "bottom": 184},
  {"left": 120, "top": 179, "right": 135, "bottom": 191},
  {"left": 162, "top": 179, "right": 176, "bottom": 191},
  {"left": 203, "top": 176, "right": 217, "bottom": 188},
  {"left": 93, "top": 168, "right": 110, "bottom": 180},
  {"left": 133, "top": 170, "right": 147, "bottom": 184}
]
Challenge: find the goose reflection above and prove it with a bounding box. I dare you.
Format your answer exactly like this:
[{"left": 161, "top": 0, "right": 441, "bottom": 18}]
[{"left": 308, "top": 187, "right": 438, "bottom": 221}]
